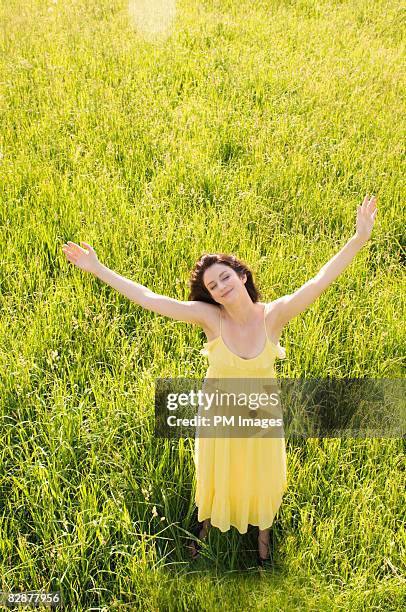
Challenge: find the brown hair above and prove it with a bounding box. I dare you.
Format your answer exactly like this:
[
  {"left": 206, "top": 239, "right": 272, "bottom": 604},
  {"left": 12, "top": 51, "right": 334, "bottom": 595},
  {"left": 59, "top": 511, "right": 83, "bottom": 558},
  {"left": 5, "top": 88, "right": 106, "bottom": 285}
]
[{"left": 187, "top": 253, "right": 261, "bottom": 305}]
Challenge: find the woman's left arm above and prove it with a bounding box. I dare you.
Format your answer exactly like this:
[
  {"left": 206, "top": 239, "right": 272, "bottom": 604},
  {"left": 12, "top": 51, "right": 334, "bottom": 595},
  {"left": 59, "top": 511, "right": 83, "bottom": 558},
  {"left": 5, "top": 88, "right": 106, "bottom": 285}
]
[{"left": 274, "top": 194, "right": 378, "bottom": 326}]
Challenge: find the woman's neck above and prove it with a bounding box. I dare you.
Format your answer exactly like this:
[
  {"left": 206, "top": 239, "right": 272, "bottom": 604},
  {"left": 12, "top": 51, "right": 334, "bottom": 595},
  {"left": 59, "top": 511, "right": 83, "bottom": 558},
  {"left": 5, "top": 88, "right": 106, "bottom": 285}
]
[{"left": 221, "top": 298, "right": 261, "bottom": 326}]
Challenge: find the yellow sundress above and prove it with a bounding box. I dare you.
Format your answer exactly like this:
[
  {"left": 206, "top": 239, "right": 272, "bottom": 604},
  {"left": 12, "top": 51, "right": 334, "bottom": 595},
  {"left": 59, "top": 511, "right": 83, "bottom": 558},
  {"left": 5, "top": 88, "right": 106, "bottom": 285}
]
[{"left": 194, "top": 303, "right": 288, "bottom": 534}]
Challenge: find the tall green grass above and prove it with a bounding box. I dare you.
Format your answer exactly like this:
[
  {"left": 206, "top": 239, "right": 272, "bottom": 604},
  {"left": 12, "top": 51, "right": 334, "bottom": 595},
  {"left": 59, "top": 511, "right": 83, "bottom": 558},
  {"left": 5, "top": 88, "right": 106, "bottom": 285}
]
[{"left": 0, "top": 0, "right": 404, "bottom": 609}]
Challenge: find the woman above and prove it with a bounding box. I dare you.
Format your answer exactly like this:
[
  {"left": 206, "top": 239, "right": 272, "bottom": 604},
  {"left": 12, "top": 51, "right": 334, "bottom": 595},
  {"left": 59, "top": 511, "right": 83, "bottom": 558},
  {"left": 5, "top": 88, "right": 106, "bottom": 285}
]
[{"left": 61, "top": 194, "right": 378, "bottom": 566}]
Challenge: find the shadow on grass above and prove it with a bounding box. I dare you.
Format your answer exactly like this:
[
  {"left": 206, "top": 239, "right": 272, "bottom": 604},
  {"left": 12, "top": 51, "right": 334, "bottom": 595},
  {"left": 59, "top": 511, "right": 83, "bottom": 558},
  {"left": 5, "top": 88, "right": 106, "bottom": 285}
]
[{"left": 157, "top": 509, "right": 286, "bottom": 579}]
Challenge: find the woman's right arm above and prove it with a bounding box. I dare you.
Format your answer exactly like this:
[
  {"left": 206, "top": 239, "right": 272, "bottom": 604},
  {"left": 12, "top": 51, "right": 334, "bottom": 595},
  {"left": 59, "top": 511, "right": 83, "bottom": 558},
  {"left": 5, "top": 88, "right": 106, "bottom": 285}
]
[{"left": 61, "top": 240, "right": 213, "bottom": 326}]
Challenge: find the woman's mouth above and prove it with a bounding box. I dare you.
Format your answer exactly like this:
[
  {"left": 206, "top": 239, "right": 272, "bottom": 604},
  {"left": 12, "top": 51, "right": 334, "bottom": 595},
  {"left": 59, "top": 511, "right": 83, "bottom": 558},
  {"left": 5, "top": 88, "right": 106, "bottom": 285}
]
[{"left": 222, "top": 288, "right": 233, "bottom": 297}]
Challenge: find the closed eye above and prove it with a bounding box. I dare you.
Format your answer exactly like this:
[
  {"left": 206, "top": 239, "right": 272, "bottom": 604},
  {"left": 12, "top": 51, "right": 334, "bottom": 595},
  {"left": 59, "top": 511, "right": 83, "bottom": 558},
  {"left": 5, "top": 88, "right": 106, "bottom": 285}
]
[{"left": 209, "top": 275, "right": 230, "bottom": 289}]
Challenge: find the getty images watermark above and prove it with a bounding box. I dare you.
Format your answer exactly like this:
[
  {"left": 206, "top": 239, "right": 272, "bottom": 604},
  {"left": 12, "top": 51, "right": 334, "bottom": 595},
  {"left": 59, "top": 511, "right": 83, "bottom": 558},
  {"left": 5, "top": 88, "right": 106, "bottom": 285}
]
[
  {"left": 154, "top": 378, "right": 405, "bottom": 439},
  {"left": 165, "top": 385, "right": 283, "bottom": 434}
]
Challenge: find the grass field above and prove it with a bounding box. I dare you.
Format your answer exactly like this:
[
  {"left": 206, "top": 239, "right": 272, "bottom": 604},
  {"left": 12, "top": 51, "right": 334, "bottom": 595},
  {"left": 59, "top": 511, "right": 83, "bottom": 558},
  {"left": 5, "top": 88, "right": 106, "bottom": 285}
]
[{"left": 0, "top": 0, "right": 405, "bottom": 610}]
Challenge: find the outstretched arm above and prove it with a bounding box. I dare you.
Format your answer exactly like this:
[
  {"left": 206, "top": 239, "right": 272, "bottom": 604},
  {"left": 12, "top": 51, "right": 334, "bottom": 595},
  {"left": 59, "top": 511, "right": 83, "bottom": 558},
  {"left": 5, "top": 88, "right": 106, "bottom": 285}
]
[
  {"left": 273, "top": 194, "right": 378, "bottom": 326},
  {"left": 61, "top": 241, "right": 212, "bottom": 325}
]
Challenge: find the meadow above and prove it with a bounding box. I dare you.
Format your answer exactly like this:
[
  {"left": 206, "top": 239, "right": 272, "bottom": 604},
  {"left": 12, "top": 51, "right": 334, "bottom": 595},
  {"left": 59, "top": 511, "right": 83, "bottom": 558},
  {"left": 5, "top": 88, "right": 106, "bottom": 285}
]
[{"left": 0, "top": 0, "right": 405, "bottom": 609}]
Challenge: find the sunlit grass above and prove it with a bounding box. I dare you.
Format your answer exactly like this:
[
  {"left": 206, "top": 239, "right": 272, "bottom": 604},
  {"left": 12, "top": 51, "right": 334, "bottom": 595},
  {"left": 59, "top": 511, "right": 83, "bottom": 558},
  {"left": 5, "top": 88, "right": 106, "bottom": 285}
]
[{"left": 0, "top": 0, "right": 404, "bottom": 609}]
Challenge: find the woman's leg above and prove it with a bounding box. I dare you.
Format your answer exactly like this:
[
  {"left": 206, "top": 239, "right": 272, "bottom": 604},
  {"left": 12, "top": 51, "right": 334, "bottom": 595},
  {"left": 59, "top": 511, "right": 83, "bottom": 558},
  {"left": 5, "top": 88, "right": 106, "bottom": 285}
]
[
  {"left": 258, "top": 527, "right": 270, "bottom": 560},
  {"left": 187, "top": 518, "right": 211, "bottom": 559},
  {"left": 199, "top": 518, "right": 211, "bottom": 539}
]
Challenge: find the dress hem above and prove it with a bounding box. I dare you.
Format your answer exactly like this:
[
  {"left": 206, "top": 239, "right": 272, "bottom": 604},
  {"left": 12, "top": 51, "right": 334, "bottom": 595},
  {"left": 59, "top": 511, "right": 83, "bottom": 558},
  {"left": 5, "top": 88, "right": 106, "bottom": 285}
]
[{"left": 195, "top": 482, "right": 288, "bottom": 534}]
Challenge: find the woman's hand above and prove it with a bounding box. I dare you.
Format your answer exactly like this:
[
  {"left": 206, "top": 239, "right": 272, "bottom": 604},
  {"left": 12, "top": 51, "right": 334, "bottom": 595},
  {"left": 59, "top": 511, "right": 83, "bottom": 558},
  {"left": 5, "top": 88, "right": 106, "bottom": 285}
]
[
  {"left": 355, "top": 194, "right": 378, "bottom": 243},
  {"left": 62, "top": 241, "right": 100, "bottom": 274}
]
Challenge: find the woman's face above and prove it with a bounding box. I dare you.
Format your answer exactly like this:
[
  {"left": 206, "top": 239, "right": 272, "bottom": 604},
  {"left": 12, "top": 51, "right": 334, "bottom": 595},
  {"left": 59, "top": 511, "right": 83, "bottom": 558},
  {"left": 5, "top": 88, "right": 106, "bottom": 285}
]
[{"left": 203, "top": 263, "right": 247, "bottom": 304}]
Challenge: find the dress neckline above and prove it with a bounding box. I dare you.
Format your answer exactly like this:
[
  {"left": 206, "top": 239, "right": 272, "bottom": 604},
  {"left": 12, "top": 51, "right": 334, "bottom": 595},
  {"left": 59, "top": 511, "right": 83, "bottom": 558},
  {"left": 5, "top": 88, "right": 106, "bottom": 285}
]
[{"left": 204, "top": 303, "right": 280, "bottom": 361}]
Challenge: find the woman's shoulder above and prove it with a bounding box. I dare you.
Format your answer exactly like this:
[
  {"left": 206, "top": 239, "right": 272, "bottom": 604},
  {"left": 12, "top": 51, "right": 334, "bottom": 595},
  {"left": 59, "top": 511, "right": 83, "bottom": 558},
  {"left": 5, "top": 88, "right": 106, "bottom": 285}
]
[
  {"left": 261, "top": 298, "right": 285, "bottom": 316},
  {"left": 261, "top": 300, "right": 286, "bottom": 344}
]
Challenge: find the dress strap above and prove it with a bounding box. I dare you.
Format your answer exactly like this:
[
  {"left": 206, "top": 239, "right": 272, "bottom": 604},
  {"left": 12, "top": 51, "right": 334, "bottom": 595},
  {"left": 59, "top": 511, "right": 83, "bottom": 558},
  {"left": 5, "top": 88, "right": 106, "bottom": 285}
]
[
  {"left": 219, "top": 306, "right": 223, "bottom": 337},
  {"left": 263, "top": 303, "right": 270, "bottom": 342}
]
